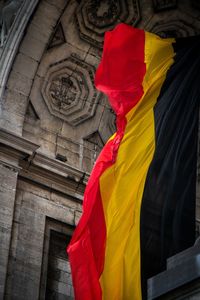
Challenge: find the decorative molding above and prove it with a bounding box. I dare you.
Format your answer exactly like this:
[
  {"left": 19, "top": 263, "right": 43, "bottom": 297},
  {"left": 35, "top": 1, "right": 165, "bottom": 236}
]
[
  {"left": 0, "top": 127, "right": 39, "bottom": 172},
  {"left": 31, "top": 152, "right": 84, "bottom": 183},
  {"left": 19, "top": 152, "right": 89, "bottom": 200},
  {"left": 0, "top": 0, "right": 40, "bottom": 99},
  {"left": 0, "top": 0, "right": 24, "bottom": 47},
  {"left": 42, "top": 54, "right": 100, "bottom": 126},
  {"left": 0, "top": 127, "right": 39, "bottom": 156},
  {"left": 153, "top": 0, "right": 177, "bottom": 12},
  {"left": 76, "top": 0, "right": 141, "bottom": 48},
  {"left": 0, "top": 128, "right": 88, "bottom": 198}
]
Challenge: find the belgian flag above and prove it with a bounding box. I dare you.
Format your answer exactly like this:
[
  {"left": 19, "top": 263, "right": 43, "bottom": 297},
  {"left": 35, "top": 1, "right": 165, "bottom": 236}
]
[{"left": 67, "top": 23, "right": 200, "bottom": 300}]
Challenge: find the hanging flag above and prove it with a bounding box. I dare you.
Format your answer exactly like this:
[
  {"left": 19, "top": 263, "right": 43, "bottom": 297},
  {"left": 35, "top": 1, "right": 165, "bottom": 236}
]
[{"left": 67, "top": 23, "right": 200, "bottom": 300}]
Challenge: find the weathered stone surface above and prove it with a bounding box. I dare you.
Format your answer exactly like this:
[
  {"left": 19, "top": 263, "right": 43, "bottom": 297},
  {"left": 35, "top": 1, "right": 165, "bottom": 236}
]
[
  {"left": 74, "top": 210, "right": 82, "bottom": 226},
  {"left": 0, "top": 164, "right": 18, "bottom": 297},
  {"left": 0, "top": 0, "right": 200, "bottom": 300},
  {"left": 45, "top": 0, "right": 67, "bottom": 10},
  {"left": 6, "top": 71, "right": 33, "bottom": 97},
  {"left": 3, "top": 88, "right": 29, "bottom": 117},
  {"left": 12, "top": 53, "right": 38, "bottom": 80},
  {"left": 19, "top": 35, "right": 47, "bottom": 62}
]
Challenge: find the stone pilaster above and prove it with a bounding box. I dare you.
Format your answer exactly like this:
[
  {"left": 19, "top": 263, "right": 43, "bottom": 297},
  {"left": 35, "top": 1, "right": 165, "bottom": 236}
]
[
  {"left": 0, "top": 128, "right": 39, "bottom": 298},
  {"left": 0, "top": 163, "right": 18, "bottom": 299}
]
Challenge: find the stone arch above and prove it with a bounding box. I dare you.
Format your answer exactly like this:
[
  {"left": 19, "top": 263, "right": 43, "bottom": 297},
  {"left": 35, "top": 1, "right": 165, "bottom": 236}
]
[{"left": 0, "top": 0, "right": 68, "bottom": 135}]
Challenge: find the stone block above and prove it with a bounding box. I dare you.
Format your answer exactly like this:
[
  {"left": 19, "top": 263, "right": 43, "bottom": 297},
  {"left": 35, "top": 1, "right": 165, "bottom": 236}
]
[
  {"left": 52, "top": 269, "right": 73, "bottom": 285},
  {"left": 45, "top": 0, "right": 66, "bottom": 10},
  {"left": 17, "top": 226, "right": 44, "bottom": 250},
  {"left": 12, "top": 53, "right": 38, "bottom": 80},
  {"left": 0, "top": 164, "right": 18, "bottom": 188},
  {"left": 0, "top": 109, "right": 24, "bottom": 135},
  {"left": 0, "top": 193, "right": 16, "bottom": 209},
  {"left": 50, "top": 192, "right": 82, "bottom": 210},
  {"left": 19, "top": 35, "right": 47, "bottom": 62},
  {"left": 25, "top": 22, "right": 50, "bottom": 43},
  {"left": 3, "top": 88, "right": 28, "bottom": 116},
  {"left": 57, "top": 136, "right": 80, "bottom": 154},
  {"left": 83, "top": 146, "right": 93, "bottom": 159},
  {"left": 8, "top": 258, "right": 42, "bottom": 283},
  {"left": 7, "top": 271, "right": 40, "bottom": 300},
  {"left": 18, "top": 208, "right": 45, "bottom": 230},
  {"left": 31, "top": 1, "right": 61, "bottom": 34},
  {"left": 48, "top": 279, "right": 71, "bottom": 296},
  {"left": 17, "top": 180, "right": 51, "bottom": 200},
  {"left": 82, "top": 156, "right": 93, "bottom": 173},
  {"left": 6, "top": 71, "right": 33, "bottom": 97},
  {"left": 0, "top": 205, "right": 14, "bottom": 229},
  {"left": 74, "top": 210, "right": 82, "bottom": 226},
  {"left": 39, "top": 138, "right": 57, "bottom": 157},
  {"left": 58, "top": 147, "right": 80, "bottom": 169},
  {"left": 22, "top": 191, "right": 75, "bottom": 225},
  {"left": 49, "top": 257, "right": 71, "bottom": 273},
  {"left": 15, "top": 245, "right": 43, "bottom": 267}
]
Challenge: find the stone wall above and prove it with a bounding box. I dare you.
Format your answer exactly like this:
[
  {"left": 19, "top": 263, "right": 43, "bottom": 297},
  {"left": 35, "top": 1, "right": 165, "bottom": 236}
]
[{"left": 0, "top": 0, "right": 199, "bottom": 299}]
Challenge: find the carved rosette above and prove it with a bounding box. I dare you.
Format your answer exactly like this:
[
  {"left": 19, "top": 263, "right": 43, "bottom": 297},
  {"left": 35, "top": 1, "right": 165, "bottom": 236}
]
[
  {"left": 76, "top": 0, "right": 140, "bottom": 48},
  {"left": 42, "top": 55, "right": 100, "bottom": 126}
]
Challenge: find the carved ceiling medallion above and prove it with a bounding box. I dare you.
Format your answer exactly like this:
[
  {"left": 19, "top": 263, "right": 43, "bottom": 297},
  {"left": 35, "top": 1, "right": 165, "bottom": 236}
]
[
  {"left": 86, "top": 0, "right": 119, "bottom": 28},
  {"left": 42, "top": 55, "right": 100, "bottom": 126},
  {"left": 49, "top": 76, "right": 77, "bottom": 108},
  {"left": 76, "top": 0, "right": 140, "bottom": 48}
]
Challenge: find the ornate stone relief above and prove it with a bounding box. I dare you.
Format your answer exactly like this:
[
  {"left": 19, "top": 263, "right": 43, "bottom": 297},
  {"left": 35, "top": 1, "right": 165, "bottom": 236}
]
[
  {"left": 76, "top": 0, "right": 141, "bottom": 48},
  {"left": 0, "top": 0, "right": 23, "bottom": 47},
  {"left": 42, "top": 54, "right": 100, "bottom": 126},
  {"left": 153, "top": 0, "right": 177, "bottom": 12}
]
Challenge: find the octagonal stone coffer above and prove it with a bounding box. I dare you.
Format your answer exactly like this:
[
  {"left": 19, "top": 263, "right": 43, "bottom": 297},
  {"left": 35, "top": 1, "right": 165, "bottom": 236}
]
[
  {"left": 42, "top": 55, "right": 100, "bottom": 126},
  {"left": 76, "top": 0, "right": 141, "bottom": 48}
]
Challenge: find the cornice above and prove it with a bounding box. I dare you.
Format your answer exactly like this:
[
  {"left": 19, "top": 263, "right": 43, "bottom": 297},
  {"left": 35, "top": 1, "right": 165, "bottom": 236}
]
[
  {"left": 0, "top": 128, "right": 39, "bottom": 156},
  {"left": 0, "top": 128, "right": 89, "bottom": 199}
]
